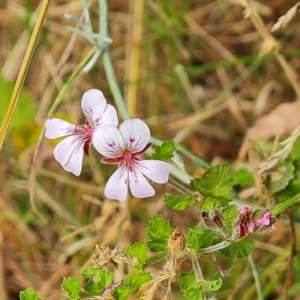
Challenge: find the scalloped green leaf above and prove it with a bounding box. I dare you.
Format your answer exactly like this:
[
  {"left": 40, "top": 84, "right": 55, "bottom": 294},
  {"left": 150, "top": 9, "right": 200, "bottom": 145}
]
[
  {"left": 220, "top": 238, "right": 254, "bottom": 258},
  {"left": 147, "top": 215, "right": 173, "bottom": 252},
  {"left": 199, "top": 196, "right": 222, "bottom": 210},
  {"left": 269, "top": 161, "right": 295, "bottom": 193},
  {"left": 233, "top": 167, "right": 254, "bottom": 186},
  {"left": 82, "top": 268, "right": 112, "bottom": 295},
  {"left": 274, "top": 161, "right": 300, "bottom": 200},
  {"left": 151, "top": 140, "right": 176, "bottom": 161},
  {"left": 126, "top": 241, "right": 148, "bottom": 269},
  {"left": 61, "top": 277, "right": 81, "bottom": 300},
  {"left": 164, "top": 194, "right": 195, "bottom": 210},
  {"left": 186, "top": 227, "right": 219, "bottom": 251},
  {"left": 290, "top": 137, "right": 300, "bottom": 161},
  {"left": 179, "top": 270, "right": 222, "bottom": 299},
  {"left": 19, "top": 288, "right": 43, "bottom": 300},
  {"left": 128, "top": 272, "right": 153, "bottom": 290},
  {"left": 223, "top": 205, "right": 239, "bottom": 233},
  {"left": 114, "top": 285, "right": 134, "bottom": 300},
  {"left": 190, "top": 164, "right": 233, "bottom": 203}
]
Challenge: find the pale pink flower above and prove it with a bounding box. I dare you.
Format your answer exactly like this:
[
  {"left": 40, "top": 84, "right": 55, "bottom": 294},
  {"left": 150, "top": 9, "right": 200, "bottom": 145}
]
[
  {"left": 92, "top": 119, "right": 171, "bottom": 201},
  {"left": 234, "top": 206, "right": 276, "bottom": 238},
  {"left": 45, "top": 89, "right": 118, "bottom": 176},
  {"left": 234, "top": 206, "right": 255, "bottom": 238},
  {"left": 255, "top": 211, "right": 276, "bottom": 232}
]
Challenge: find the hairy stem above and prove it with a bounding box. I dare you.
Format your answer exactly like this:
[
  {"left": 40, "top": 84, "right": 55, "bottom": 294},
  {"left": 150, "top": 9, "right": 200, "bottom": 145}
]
[{"left": 271, "top": 193, "right": 300, "bottom": 217}]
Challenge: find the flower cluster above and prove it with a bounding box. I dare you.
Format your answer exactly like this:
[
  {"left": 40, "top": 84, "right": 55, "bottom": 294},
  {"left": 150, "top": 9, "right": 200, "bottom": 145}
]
[
  {"left": 45, "top": 89, "right": 171, "bottom": 201},
  {"left": 234, "top": 206, "right": 275, "bottom": 238}
]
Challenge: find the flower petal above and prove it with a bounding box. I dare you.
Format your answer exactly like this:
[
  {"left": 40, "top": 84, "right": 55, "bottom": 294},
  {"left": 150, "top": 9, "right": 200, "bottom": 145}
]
[
  {"left": 45, "top": 118, "right": 76, "bottom": 139},
  {"left": 256, "top": 212, "right": 271, "bottom": 226},
  {"left": 81, "top": 89, "right": 107, "bottom": 128},
  {"left": 92, "top": 126, "right": 124, "bottom": 158},
  {"left": 137, "top": 160, "right": 171, "bottom": 183},
  {"left": 129, "top": 168, "right": 155, "bottom": 198},
  {"left": 53, "top": 135, "right": 85, "bottom": 176},
  {"left": 119, "top": 119, "right": 150, "bottom": 152},
  {"left": 104, "top": 166, "right": 129, "bottom": 201},
  {"left": 97, "top": 104, "right": 118, "bottom": 128}
]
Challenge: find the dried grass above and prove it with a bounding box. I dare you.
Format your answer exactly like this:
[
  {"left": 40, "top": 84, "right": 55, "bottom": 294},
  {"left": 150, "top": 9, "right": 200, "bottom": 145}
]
[{"left": 1, "top": 0, "right": 300, "bottom": 298}]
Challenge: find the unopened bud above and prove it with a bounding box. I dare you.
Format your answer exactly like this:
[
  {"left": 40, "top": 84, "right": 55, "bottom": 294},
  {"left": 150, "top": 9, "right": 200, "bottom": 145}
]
[
  {"left": 212, "top": 210, "right": 224, "bottom": 228},
  {"left": 168, "top": 227, "right": 186, "bottom": 254}
]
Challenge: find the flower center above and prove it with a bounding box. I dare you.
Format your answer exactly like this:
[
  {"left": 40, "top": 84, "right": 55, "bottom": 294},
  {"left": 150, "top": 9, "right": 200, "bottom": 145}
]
[
  {"left": 123, "top": 150, "right": 133, "bottom": 163},
  {"left": 74, "top": 121, "right": 94, "bottom": 138}
]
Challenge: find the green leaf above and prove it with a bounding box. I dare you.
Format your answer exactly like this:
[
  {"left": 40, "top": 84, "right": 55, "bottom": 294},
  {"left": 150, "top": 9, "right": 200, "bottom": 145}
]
[
  {"left": 82, "top": 268, "right": 113, "bottom": 295},
  {"left": 183, "top": 287, "right": 205, "bottom": 300},
  {"left": 290, "top": 137, "right": 300, "bottom": 160},
  {"left": 19, "top": 288, "right": 43, "bottom": 300},
  {"left": 0, "top": 73, "right": 36, "bottom": 131},
  {"left": 190, "top": 164, "right": 233, "bottom": 203},
  {"left": 199, "top": 197, "right": 222, "bottom": 210},
  {"left": 295, "top": 251, "right": 300, "bottom": 282},
  {"left": 84, "top": 281, "right": 103, "bottom": 296},
  {"left": 61, "top": 277, "right": 81, "bottom": 300},
  {"left": 128, "top": 272, "right": 153, "bottom": 290},
  {"left": 179, "top": 270, "right": 222, "bottom": 300},
  {"left": 164, "top": 194, "right": 195, "bottom": 210},
  {"left": 147, "top": 215, "right": 173, "bottom": 252},
  {"left": 269, "top": 161, "right": 295, "bottom": 193},
  {"left": 222, "top": 205, "right": 239, "bottom": 233},
  {"left": 220, "top": 238, "right": 254, "bottom": 258},
  {"left": 205, "top": 278, "right": 223, "bottom": 291},
  {"left": 151, "top": 140, "right": 176, "bottom": 161},
  {"left": 275, "top": 161, "right": 300, "bottom": 200},
  {"left": 126, "top": 241, "right": 148, "bottom": 269},
  {"left": 179, "top": 269, "right": 197, "bottom": 291},
  {"left": 233, "top": 168, "right": 254, "bottom": 186},
  {"left": 186, "top": 227, "right": 218, "bottom": 251},
  {"left": 114, "top": 285, "right": 134, "bottom": 300}
]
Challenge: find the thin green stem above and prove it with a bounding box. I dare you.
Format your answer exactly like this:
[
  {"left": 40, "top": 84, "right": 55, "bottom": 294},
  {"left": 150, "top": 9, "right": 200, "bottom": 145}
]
[
  {"left": 145, "top": 250, "right": 169, "bottom": 267},
  {"left": 176, "top": 143, "right": 210, "bottom": 170},
  {"left": 191, "top": 254, "right": 206, "bottom": 300},
  {"left": 199, "top": 241, "right": 231, "bottom": 254},
  {"left": 99, "top": 0, "right": 130, "bottom": 120},
  {"left": 271, "top": 193, "right": 300, "bottom": 217},
  {"left": 248, "top": 254, "right": 264, "bottom": 300},
  {"left": 102, "top": 51, "right": 131, "bottom": 120},
  {"left": 168, "top": 177, "right": 193, "bottom": 195}
]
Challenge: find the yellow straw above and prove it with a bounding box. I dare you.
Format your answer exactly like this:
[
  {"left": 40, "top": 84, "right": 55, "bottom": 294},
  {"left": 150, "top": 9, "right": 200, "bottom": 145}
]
[{"left": 0, "top": 0, "right": 50, "bottom": 150}]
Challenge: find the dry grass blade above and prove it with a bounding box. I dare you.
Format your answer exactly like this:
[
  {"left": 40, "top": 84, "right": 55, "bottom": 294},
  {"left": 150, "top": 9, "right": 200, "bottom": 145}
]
[
  {"left": 125, "top": 0, "right": 144, "bottom": 117},
  {"left": 174, "top": 64, "right": 201, "bottom": 111},
  {"left": 2, "top": 0, "right": 300, "bottom": 298},
  {"left": 0, "top": 0, "right": 50, "bottom": 150},
  {"left": 257, "top": 124, "right": 300, "bottom": 174},
  {"left": 0, "top": 233, "right": 8, "bottom": 300},
  {"left": 271, "top": 2, "right": 300, "bottom": 32}
]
